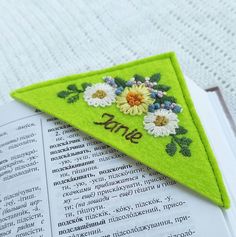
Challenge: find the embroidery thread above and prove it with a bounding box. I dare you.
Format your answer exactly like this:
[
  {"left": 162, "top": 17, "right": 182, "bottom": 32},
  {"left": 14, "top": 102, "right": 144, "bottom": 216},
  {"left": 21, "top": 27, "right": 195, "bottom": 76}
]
[
  {"left": 57, "top": 83, "right": 91, "bottom": 103},
  {"left": 94, "top": 113, "right": 143, "bottom": 144},
  {"left": 57, "top": 74, "right": 192, "bottom": 157}
]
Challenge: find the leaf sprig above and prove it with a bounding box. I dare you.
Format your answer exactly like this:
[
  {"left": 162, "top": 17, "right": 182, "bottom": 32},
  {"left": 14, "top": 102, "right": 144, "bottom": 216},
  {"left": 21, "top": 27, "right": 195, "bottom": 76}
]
[
  {"left": 113, "top": 73, "right": 162, "bottom": 88},
  {"left": 57, "top": 83, "right": 91, "bottom": 103},
  {"left": 165, "top": 126, "right": 192, "bottom": 157}
]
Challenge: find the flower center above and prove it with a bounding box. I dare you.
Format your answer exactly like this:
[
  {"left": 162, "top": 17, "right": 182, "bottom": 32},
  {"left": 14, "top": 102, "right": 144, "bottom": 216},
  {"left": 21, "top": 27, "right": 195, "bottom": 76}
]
[
  {"left": 92, "top": 90, "right": 107, "bottom": 99},
  {"left": 126, "top": 92, "right": 144, "bottom": 106},
  {"left": 154, "top": 115, "right": 169, "bottom": 126}
]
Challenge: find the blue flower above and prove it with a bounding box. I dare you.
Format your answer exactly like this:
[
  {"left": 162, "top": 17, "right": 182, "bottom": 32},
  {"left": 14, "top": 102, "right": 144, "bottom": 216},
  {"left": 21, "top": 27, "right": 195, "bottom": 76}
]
[
  {"left": 148, "top": 104, "right": 155, "bottom": 112},
  {"left": 157, "top": 91, "right": 164, "bottom": 98},
  {"left": 150, "top": 92, "right": 157, "bottom": 99},
  {"left": 104, "top": 76, "right": 117, "bottom": 87},
  {"left": 126, "top": 81, "right": 133, "bottom": 87},
  {"left": 115, "top": 87, "right": 124, "bottom": 95},
  {"left": 164, "top": 101, "right": 172, "bottom": 109},
  {"left": 154, "top": 103, "right": 160, "bottom": 109},
  {"left": 172, "top": 105, "right": 182, "bottom": 113}
]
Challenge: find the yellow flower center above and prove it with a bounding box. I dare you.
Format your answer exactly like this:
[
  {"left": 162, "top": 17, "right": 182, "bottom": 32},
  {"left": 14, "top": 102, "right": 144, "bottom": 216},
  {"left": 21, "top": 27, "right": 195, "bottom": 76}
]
[
  {"left": 92, "top": 90, "right": 107, "bottom": 99},
  {"left": 126, "top": 92, "right": 144, "bottom": 106},
  {"left": 154, "top": 115, "right": 169, "bottom": 126}
]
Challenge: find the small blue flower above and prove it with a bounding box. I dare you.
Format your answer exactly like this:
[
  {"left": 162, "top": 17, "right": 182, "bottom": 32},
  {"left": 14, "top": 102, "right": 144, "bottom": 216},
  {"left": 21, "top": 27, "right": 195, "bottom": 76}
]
[
  {"left": 111, "top": 81, "right": 117, "bottom": 86},
  {"left": 126, "top": 81, "right": 133, "bottom": 87},
  {"left": 154, "top": 103, "right": 160, "bottom": 109},
  {"left": 150, "top": 92, "right": 157, "bottom": 99},
  {"left": 104, "top": 76, "right": 117, "bottom": 87},
  {"left": 115, "top": 87, "right": 124, "bottom": 95},
  {"left": 164, "top": 101, "right": 172, "bottom": 109},
  {"left": 157, "top": 91, "right": 164, "bottom": 98},
  {"left": 115, "top": 90, "right": 121, "bottom": 95},
  {"left": 148, "top": 104, "right": 155, "bottom": 112},
  {"left": 115, "top": 90, "right": 122, "bottom": 95},
  {"left": 170, "top": 103, "right": 176, "bottom": 109},
  {"left": 172, "top": 105, "right": 182, "bottom": 113}
]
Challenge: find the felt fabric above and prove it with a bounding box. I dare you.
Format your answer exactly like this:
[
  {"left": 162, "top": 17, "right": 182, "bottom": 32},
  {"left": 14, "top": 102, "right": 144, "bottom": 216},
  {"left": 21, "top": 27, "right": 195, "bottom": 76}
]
[{"left": 11, "top": 52, "right": 230, "bottom": 208}]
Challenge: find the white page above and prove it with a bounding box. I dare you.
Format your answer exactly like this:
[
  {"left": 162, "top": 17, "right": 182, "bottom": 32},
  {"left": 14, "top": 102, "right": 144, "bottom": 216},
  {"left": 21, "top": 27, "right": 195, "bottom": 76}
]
[
  {"left": 185, "top": 78, "right": 236, "bottom": 237},
  {"left": 0, "top": 99, "right": 232, "bottom": 237}
]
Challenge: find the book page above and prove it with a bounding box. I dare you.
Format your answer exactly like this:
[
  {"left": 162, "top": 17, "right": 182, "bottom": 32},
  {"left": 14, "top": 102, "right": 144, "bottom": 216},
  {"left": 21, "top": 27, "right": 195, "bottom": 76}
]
[
  {"left": 189, "top": 85, "right": 236, "bottom": 237},
  {"left": 0, "top": 101, "right": 231, "bottom": 237}
]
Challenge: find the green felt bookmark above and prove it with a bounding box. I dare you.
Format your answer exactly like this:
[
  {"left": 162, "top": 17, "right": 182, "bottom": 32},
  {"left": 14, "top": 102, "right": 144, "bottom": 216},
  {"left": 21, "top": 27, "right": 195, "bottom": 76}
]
[{"left": 11, "top": 52, "right": 230, "bottom": 208}]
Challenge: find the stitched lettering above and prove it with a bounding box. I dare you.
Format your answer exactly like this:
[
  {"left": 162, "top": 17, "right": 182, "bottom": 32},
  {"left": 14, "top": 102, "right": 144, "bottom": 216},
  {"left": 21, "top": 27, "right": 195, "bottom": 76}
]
[{"left": 94, "top": 113, "right": 142, "bottom": 144}]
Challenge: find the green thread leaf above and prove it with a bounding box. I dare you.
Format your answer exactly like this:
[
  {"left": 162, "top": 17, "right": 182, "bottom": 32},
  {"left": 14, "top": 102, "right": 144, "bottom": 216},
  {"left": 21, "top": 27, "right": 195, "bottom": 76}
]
[
  {"left": 57, "top": 91, "right": 71, "bottom": 98},
  {"left": 153, "top": 84, "right": 171, "bottom": 91},
  {"left": 180, "top": 137, "right": 192, "bottom": 146},
  {"left": 114, "top": 77, "right": 127, "bottom": 87},
  {"left": 150, "top": 73, "right": 161, "bottom": 82},
  {"left": 155, "top": 95, "right": 177, "bottom": 104},
  {"left": 174, "top": 137, "right": 192, "bottom": 147},
  {"left": 160, "top": 85, "right": 171, "bottom": 91},
  {"left": 170, "top": 135, "right": 192, "bottom": 157},
  {"left": 173, "top": 137, "right": 181, "bottom": 145},
  {"left": 134, "top": 74, "right": 145, "bottom": 83},
  {"left": 67, "top": 94, "right": 80, "bottom": 103},
  {"left": 67, "top": 84, "right": 78, "bottom": 92},
  {"left": 166, "top": 142, "right": 177, "bottom": 156},
  {"left": 175, "top": 126, "right": 188, "bottom": 135},
  {"left": 81, "top": 83, "right": 92, "bottom": 91},
  {"left": 163, "top": 96, "right": 176, "bottom": 103},
  {"left": 180, "top": 146, "right": 191, "bottom": 157}
]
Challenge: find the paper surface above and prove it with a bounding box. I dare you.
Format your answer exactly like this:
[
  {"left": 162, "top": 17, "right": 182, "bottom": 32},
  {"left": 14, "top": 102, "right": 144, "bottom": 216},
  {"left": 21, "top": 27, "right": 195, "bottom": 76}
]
[{"left": 0, "top": 99, "right": 231, "bottom": 236}]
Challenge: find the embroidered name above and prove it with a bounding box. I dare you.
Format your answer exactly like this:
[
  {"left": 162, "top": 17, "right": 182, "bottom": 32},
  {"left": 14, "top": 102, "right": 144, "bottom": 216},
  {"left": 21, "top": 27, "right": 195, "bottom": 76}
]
[{"left": 94, "top": 113, "right": 142, "bottom": 144}]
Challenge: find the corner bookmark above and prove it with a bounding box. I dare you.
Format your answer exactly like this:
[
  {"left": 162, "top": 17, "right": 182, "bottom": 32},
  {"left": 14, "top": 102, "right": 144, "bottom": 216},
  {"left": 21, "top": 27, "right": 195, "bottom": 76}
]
[{"left": 11, "top": 52, "right": 230, "bottom": 208}]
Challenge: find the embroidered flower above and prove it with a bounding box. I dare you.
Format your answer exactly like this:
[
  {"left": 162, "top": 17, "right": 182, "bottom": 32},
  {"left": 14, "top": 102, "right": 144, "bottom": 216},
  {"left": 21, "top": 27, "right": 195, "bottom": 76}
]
[
  {"left": 83, "top": 83, "right": 116, "bottom": 107},
  {"left": 143, "top": 109, "right": 179, "bottom": 137},
  {"left": 57, "top": 72, "right": 192, "bottom": 157},
  {"left": 116, "top": 85, "right": 154, "bottom": 115}
]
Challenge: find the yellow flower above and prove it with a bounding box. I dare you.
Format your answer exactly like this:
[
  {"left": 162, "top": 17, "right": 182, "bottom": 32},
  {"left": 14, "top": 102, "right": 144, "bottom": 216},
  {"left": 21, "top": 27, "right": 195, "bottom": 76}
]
[{"left": 116, "top": 85, "right": 154, "bottom": 115}]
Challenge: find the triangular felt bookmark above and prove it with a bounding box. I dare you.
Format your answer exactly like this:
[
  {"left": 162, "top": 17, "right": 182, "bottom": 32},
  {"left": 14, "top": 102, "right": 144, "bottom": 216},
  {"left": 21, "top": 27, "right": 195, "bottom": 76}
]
[{"left": 11, "top": 52, "right": 230, "bottom": 208}]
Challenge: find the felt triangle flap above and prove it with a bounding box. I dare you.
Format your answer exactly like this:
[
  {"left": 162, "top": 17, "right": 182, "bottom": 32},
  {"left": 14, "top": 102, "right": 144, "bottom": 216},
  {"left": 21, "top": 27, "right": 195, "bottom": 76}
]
[{"left": 11, "top": 52, "right": 230, "bottom": 208}]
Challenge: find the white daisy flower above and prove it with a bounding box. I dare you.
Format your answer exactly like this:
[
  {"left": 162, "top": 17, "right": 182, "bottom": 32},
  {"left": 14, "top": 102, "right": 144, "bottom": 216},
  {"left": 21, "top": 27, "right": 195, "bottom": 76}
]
[
  {"left": 83, "top": 83, "right": 116, "bottom": 107},
  {"left": 143, "top": 109, "right": 179, "bottom": 137}
]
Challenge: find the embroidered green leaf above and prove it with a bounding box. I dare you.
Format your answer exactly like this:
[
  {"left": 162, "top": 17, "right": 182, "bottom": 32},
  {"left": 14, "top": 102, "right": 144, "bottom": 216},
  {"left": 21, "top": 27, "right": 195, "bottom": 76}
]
[
  {"left": 174, "top": 137, "right": 192, "bottom": 147},
  {"left": 154, "top": 84, "right": 171, "bottom": 91},
  {"left": 57, "top": 91, "right": 72, "bottom": 98},
  {"left": 114, "top": 77, "right": 127, "bottom": 88},
  {"left": 155, "top": 95, "right": 177, "bottom": 104},
  {"left": 58, "top": 84, "right": 83, "bottom": 103},
  {"left": 81, "top": 83, "right": 92, "bottom": 91},
  {"left": 179, "top": 137, "right": 192, "bottom": 146},
  {"left": 175, "top": 126, "right": 188, "bottom": 135},
  {"left": 67, "top": 84, "right": 78, "bottom": 92},
  {"left": 134, "top": 74, "right": 145, "bottom": 83},
  {"left": 67, "top": 94, "right": 80, "bottom": 103},
  {"left": 166, "top": 142, "right": 177, "bottom": 156},
  {"left": 180, "top": 146, "right": 191, "bottom": 157},
  {"left": 167, "top": 134, "right": 192, "bottom": 157},
  {"left": 150, "top": 73, "right": 161, "bottom": 82},
  {"left": 164, "top": 96, "right": 176, "bottom": 103}
]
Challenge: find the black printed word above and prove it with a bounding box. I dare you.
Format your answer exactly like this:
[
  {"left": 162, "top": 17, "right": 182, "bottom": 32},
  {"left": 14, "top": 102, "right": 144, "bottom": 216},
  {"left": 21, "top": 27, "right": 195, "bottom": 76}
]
[{"left": 94, "top": 113, "right": 143, "bottom": 144}]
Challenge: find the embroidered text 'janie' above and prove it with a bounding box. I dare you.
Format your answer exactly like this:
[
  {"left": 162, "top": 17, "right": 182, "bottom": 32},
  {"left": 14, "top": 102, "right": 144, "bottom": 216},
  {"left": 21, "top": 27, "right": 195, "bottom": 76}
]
[{"left": 94, "top": 113, "right": 142, "bottom": 144}]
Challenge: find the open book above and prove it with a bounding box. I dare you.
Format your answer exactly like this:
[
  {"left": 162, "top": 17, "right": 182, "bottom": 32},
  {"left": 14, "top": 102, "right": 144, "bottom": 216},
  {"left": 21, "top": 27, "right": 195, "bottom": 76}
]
[{"left": 0, "top": 78, "right": 236, "bottom": 237}]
